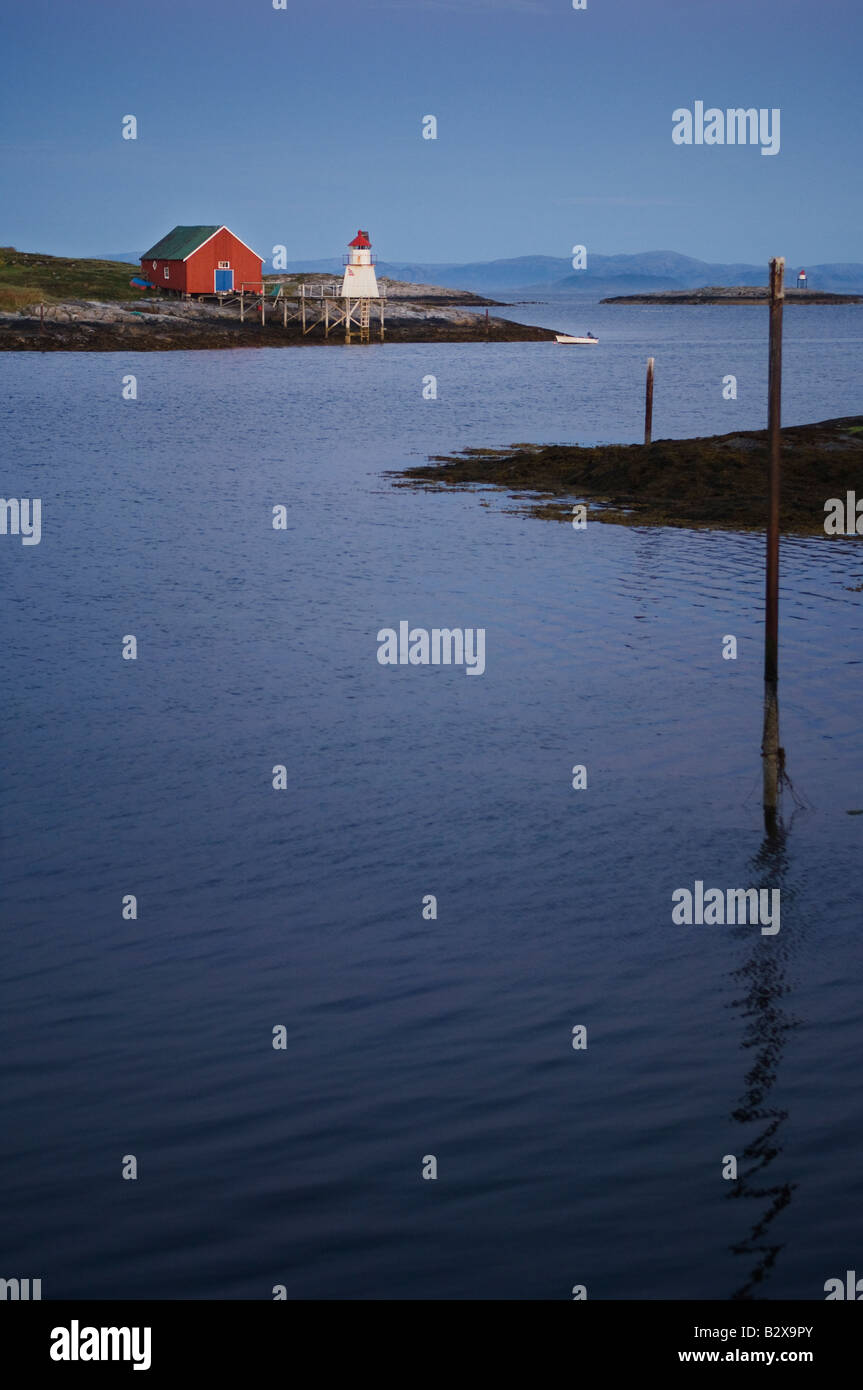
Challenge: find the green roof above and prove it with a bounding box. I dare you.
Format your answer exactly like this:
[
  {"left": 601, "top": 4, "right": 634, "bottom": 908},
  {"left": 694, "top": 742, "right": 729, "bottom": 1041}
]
[{"left": 141, "top": 225, "right": 222, "bottom": 261}]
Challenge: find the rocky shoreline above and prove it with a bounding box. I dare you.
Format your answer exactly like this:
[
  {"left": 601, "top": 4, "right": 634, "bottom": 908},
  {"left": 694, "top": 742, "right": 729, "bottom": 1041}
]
[
  {"left": 0, "top": 292, "right": 557, "bottom": 350},
  {"left": 393, "top": 416, "right": 863, "bottom": 535}
]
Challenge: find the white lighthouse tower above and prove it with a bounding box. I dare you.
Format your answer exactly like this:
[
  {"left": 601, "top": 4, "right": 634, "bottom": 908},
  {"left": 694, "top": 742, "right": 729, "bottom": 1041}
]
[{"left": 341, "top": 229, "right": 379, "bottom": 298}]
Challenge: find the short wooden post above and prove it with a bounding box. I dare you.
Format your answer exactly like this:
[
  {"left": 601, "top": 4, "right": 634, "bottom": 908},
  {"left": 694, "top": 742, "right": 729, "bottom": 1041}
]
[
  {"left": 644, "top": 357, "right": 655, "bottom": 444},
  {"left": 240, "top": 292, "right": 244, "bottom": 323}
]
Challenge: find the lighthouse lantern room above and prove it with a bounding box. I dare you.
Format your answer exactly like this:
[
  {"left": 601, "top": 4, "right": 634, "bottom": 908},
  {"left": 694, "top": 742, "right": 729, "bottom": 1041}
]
[{"left": 341, "top": 229, "right": 379, "bottom": 298}]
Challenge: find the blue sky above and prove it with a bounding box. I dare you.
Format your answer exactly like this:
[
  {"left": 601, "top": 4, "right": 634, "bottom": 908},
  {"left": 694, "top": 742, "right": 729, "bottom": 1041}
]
[{"left": 1, "top": 0, "right": 861, "bottom": 265}]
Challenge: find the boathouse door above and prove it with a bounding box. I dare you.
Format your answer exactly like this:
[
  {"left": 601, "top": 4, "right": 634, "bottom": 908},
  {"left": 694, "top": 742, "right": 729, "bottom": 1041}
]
[{"left": 215, "top": 266, "right": 233, "bottom": 292}]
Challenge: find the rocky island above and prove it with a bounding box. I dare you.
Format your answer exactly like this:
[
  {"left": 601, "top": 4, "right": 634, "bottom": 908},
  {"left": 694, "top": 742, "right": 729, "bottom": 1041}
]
[
  {"left": 394, "top": 416, "right": 863, "bottom": 535},
  {"left": 601, "top": 286, "right": 863, "bottom": 305},
  {"left": 0, "top": 249, "right": 557, "bottom": 350}
]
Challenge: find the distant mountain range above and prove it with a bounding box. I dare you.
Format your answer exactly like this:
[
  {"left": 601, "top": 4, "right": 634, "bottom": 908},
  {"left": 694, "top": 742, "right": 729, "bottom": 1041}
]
[{"left": 99, "top": 249, "right": 863, "bottom": 294}]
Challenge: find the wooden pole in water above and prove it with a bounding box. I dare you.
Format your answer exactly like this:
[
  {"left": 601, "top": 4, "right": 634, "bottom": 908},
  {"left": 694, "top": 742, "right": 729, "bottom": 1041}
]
[
  {"left": 762, "top": 257, "right": 784, "bottom": 830},
  {"left": 765, "top": 257, "right": 784, "bottom": 686},
  {"left": 644, "top": 357, "right": 655, "bottom": 444}
]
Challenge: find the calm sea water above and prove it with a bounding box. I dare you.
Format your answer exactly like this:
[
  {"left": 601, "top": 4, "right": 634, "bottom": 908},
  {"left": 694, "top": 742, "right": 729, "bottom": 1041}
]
[{"left": 2, "top": 299, "right": 862, "bottom": 1300}]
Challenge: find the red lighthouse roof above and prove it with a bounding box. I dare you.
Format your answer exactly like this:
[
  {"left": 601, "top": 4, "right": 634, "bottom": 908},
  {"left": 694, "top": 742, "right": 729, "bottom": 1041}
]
[{"left": 349, "top": 230, "right": 371, "bottom": 248}]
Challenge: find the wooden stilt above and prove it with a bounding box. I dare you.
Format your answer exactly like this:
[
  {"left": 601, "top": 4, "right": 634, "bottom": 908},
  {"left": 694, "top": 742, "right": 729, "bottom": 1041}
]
[{"left": 275, "top": 294, "right": 386, "bottom": 342}]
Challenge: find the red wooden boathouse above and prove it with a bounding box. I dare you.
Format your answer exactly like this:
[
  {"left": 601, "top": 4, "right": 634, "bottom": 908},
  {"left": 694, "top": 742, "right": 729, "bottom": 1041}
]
[{"left": 140, "top": 225, "right": 263, "bottom": 296}]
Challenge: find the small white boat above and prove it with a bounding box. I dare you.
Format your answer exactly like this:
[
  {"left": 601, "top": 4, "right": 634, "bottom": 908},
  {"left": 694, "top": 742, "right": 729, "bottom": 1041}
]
[{"left": 556, "top": 332, "right": 598, "bottom": 345}]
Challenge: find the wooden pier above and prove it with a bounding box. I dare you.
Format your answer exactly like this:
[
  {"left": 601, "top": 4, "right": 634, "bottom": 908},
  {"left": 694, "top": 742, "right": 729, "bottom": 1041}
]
[{"left": 204, "top": 282, "right": 386, "bottom": 343}]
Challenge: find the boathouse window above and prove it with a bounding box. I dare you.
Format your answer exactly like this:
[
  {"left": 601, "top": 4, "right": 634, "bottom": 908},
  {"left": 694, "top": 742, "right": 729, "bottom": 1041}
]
[
  {"left": 163, "top": 267, "right": 170, "bottom": 279},
  {"left": 218, "top": 260, "right": 230, "bottom": 269}
]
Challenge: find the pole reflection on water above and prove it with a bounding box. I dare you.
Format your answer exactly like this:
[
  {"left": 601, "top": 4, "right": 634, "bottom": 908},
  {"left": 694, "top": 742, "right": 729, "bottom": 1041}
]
[{"left": 728, "top": 707, "right": 803, "bottom": 1299}]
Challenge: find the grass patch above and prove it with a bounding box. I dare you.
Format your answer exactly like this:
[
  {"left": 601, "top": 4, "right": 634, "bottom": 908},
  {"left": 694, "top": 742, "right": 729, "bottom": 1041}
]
[
  {"left": 0, "top": 247, "right": 140, "bottom": 303},
  {"left": 0, "top": 284, "right": 52, "bottom": 311}
]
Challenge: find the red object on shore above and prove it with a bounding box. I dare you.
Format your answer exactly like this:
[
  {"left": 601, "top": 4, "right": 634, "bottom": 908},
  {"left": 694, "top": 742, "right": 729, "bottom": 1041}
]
[{"left": 140, "top": 225, "right": 263, "bottom": 295}]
